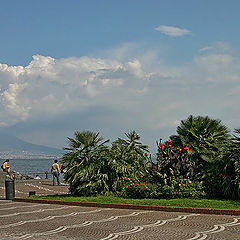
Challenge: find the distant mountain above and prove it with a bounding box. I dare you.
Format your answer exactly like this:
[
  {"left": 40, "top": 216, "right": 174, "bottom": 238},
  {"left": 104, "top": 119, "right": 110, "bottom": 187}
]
[{"left": 0, "top": 130, "right": 64, "bottom": 158}]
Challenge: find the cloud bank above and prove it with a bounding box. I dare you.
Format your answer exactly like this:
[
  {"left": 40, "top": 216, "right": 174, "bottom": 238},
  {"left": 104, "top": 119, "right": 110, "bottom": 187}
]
[
  {"left": 1, "top": 43, "right": 240, "bottom": 148},
  {"left": 155, "top": 25, "right": 190, "bottom": 37}
]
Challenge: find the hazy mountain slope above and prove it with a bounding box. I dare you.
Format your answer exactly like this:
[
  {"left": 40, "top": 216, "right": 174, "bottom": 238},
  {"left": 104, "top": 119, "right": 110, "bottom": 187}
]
[{"left": 0, "top": 131, "right": 63, "bottom": 155}]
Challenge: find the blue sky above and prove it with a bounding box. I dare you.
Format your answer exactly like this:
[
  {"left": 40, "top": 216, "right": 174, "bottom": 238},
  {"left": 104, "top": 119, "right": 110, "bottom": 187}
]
[{"left": 1, "top": 0, "right": 240, "bottom": 152}]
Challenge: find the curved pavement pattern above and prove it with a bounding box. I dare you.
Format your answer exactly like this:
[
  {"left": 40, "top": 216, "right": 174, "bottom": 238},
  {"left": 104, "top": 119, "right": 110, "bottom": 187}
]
[
  {"left": 0, "top": 181, "right": 240, "bottom": 239},
  {"left": 0, "top": 200, "right": 240, "bottom": 240}
]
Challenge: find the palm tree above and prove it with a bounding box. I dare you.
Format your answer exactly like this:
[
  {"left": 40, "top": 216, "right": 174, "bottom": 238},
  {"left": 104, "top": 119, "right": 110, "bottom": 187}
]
[
  {"left": 220, "top": 128, "right": 240, "bottom": 199},
  {"left": 62, "top": 130, "right": 110, "bottom": 196},
  {"left": 114, "top": 130, "right": 149, "bottom": 156},
  {"left": 233, "top": 128, "right": 240, "bottom": 142},
  {"left": 110, "top": 131, "right": 149, "bottom": 190},
  {"left": 176, "top": 115, "right": 231, "bottom": 164}
]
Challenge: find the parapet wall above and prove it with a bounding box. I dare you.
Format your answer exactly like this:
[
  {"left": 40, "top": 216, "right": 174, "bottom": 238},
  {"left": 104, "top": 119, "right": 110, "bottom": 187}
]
[{"left": 0, "top": 171, "right": 7, "bottom": 186}]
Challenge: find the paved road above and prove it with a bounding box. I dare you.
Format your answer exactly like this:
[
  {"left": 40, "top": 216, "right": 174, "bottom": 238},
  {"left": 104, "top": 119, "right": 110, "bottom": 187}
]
[{"left": 0, "top": 181, "right": 240, "bottom": 240}]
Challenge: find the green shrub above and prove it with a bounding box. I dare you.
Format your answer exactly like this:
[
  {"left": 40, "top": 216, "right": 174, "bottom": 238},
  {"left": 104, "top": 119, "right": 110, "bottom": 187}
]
[
  {"left": 120, "top": 176, "right": 150, "bottom": 199},
  {"left": 150, "top": 177, "right": 206, "bottom": 199}
]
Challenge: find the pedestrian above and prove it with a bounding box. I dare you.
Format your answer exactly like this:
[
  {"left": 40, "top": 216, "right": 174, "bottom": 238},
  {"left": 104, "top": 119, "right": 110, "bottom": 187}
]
[
  {"left": 1, "top": 159, "right": 13, "bottom": 180},
  {"left": 51, "top": 159, "right": 61, "bottom": 186}
]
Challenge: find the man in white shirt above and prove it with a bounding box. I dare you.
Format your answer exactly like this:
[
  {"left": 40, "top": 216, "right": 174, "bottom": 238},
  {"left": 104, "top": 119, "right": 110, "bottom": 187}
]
[{"left": 51, "top": 160, "right": 61, "bottom": 186}]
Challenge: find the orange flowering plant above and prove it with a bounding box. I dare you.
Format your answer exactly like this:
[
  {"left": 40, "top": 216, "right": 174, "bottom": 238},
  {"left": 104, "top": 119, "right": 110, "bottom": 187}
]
[{"left": 154, "top": 138, "right": 195, "bottom": 182}]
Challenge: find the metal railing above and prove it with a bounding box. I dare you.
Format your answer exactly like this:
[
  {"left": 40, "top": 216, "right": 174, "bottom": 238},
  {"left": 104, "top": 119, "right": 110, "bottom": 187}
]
[{"left": 16, "top": 171, "right": 51, "bottom": 179}]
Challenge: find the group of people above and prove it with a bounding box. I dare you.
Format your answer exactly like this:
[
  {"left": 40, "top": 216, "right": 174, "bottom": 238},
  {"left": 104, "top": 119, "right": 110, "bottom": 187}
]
[{"left": 1, "top": 159, "right": 65, "bottom": 186}]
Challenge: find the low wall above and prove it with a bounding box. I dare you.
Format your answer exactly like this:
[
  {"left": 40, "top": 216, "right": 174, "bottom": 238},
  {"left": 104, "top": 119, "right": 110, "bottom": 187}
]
[{"left": 0, "top": 171, "right": 7, "bottom": 186}]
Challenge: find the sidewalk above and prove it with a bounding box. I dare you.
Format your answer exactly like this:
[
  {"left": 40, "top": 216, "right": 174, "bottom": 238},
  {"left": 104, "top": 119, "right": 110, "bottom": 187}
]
[{"left": 1, "top": 179, "right": 239, "bottom": 216}]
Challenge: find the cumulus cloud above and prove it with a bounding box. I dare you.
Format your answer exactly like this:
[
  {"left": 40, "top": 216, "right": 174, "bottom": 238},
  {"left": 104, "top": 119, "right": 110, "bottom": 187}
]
[
  {"left": 0, "top": 55, "right": 153, "bottom": 127},
  {"left": 155, "top": 25, "right": 191, "bottom": 37},
  {"left": 1, "top": 45, "right": 240, "bottom": 143}
]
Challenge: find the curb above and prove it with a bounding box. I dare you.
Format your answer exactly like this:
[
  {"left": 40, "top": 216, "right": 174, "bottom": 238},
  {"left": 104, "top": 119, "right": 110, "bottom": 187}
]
[{"left": 12, "top": 197, "right": 240, "bottom": 216}]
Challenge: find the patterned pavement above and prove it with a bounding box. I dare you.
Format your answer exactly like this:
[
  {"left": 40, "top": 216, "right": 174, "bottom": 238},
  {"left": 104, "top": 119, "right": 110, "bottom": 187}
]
[
  {"left": 0, "top": 180, "right": 69, "bottom": 198},
  {"left": 0, "top": 181, "right": 240, "bottom": 240}
]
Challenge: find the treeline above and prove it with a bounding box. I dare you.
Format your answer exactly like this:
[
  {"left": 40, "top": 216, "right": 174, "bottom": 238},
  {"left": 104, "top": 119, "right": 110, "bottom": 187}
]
[{"left": 61, "top": 115, "right": 240, "bottom": 199}]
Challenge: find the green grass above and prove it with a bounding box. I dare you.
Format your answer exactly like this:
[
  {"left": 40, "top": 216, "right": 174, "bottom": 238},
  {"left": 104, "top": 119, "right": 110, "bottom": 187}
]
[{"left": 30, "top": 195, "right": 240, "bottom": 210}]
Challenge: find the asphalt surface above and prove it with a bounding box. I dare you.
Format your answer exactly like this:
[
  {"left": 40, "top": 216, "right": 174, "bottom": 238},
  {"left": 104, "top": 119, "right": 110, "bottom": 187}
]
[{"left": 0, "top": 181, "right": 240, "bottom": 240}]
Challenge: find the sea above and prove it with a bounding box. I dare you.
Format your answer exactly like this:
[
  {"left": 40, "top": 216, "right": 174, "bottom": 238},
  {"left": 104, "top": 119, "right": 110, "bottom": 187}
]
[{"left": 7, "top": 158, "right": 63, "bottom": 179}]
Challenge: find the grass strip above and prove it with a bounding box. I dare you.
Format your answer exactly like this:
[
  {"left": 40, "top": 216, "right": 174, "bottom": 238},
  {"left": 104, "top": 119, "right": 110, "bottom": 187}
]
[{"left": 30, "top": 195, "right": 240, "bottom": 210}]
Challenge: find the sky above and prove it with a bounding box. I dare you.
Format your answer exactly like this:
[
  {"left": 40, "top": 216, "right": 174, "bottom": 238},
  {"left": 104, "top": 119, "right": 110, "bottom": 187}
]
[{"left": 0, "top": 0, "right": 240, "bottom": 153}]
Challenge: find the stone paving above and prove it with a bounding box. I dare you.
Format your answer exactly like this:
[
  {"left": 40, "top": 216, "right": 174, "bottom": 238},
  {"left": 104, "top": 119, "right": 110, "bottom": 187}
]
[
  {"left": 0, "top": 180, "right": 69, "bottom": 198},
  {"left": 0, "top": 181, "right": 240, "bottom": 240}
]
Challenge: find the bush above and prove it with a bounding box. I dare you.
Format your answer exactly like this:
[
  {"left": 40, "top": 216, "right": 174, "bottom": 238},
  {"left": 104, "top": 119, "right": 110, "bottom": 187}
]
[
  {"left": 150, "top": 177, "right": 206, "bottom": 199},
  {"left": 120, "top": 175, "right": 150, "bottom": 199},
  {"left": 119, "top": 175, "right": 205, "bottom": 199}
]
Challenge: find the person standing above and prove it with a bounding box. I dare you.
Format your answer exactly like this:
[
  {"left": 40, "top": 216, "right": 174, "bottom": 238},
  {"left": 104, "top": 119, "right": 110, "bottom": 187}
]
[
  {"left": 51, "top": 160, "right": 61, "bottom": 186},
  {"left": 2, "top": 159, "right": 13, "bottom": 180}
]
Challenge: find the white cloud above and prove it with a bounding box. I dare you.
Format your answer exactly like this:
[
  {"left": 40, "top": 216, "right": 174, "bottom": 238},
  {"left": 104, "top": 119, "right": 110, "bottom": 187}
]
[
  {"left": 0, "top": 54, "right": 152, "bottom": 126},
  {"left": 155, "top": 25, "right": 190, "bottom": 37},
  {"left": 1, "top": 44, "right": 240, "bottom": 146}
]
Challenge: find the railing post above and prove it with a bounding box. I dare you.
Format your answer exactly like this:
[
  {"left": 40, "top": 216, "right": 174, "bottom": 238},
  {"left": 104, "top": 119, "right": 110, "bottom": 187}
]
[{"left": 45, "top": 171, "right": 49, "bottom": 179}]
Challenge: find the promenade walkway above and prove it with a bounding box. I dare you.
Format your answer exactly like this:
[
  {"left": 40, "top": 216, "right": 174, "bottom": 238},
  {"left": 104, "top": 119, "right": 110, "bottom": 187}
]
[
  {"left": 0, "top": 181, "right": 240, "bottom": 240},
  {"left": 0, "top": 180, "right": 69, "bottom": 199}
]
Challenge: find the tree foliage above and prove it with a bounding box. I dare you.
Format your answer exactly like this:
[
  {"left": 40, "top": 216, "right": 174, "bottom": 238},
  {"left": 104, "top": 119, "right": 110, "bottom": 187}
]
[
  {"left": 62, "top": 130, "right": 148, "bottom": 196},
  {"left": 176, "top": 115, "right": 230, "bottom": 163},
  {"left": 62, "top": 131, "right": 111, "bottom": 195},
  {"left": 60, "top": 117, "right": 240, "bottom": 200}
]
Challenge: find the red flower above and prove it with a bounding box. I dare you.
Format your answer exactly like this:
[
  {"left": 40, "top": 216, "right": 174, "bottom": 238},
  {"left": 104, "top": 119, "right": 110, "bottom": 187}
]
[
  {"left": 184, "top": 146, "right": 190, "bottom": 152},
  {"left": 159, "top": 143, "right": 164, "bottom": 149}
]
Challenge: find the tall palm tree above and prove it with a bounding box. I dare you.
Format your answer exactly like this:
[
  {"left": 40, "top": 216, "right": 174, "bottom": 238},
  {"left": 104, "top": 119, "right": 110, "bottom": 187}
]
[{"left": 62, "top": 130, "right": 110, "bottom": 195}]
